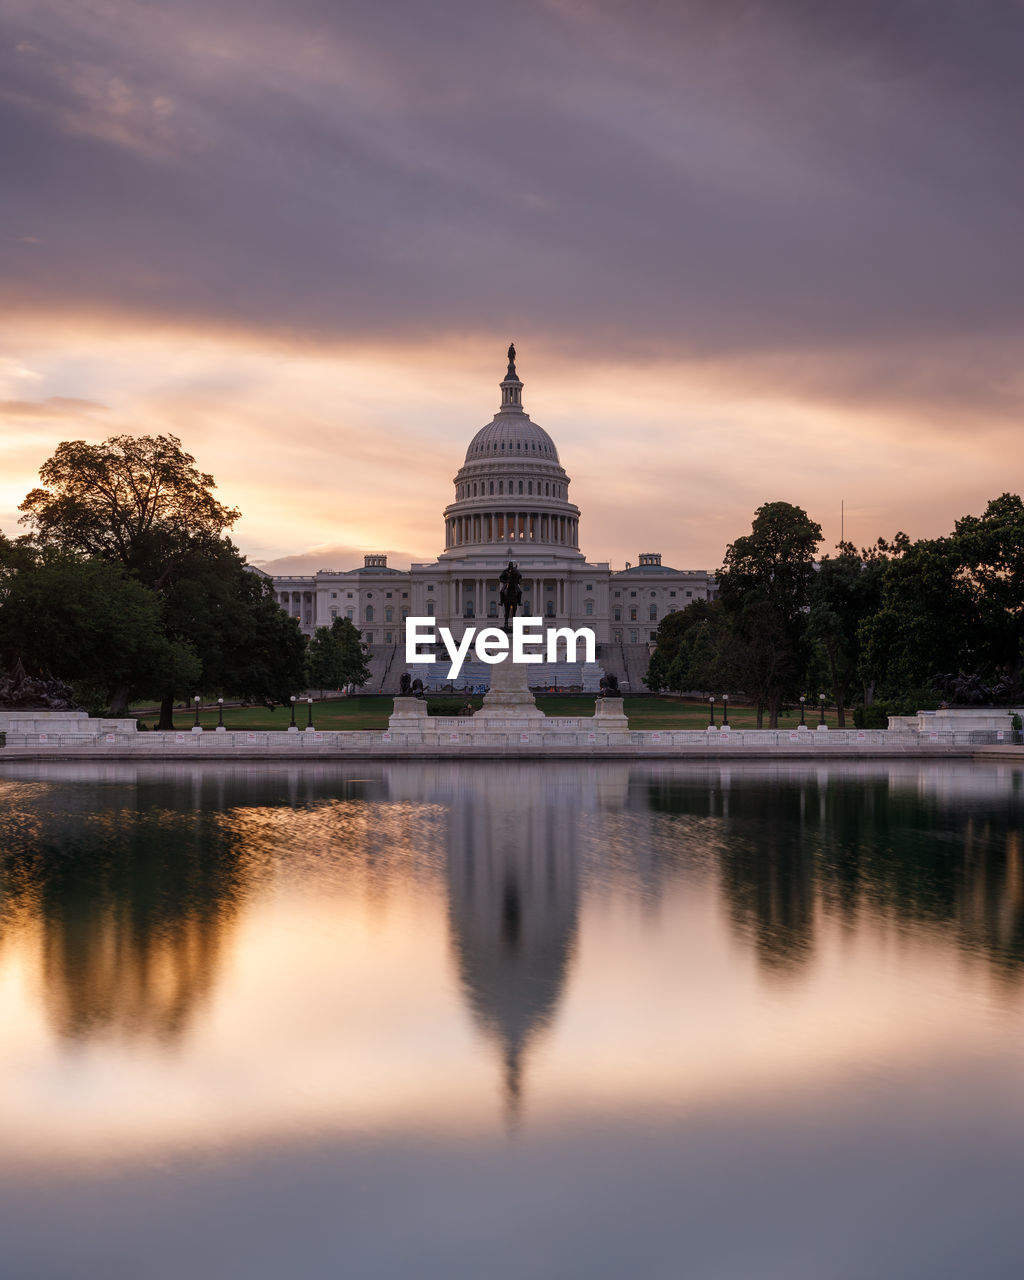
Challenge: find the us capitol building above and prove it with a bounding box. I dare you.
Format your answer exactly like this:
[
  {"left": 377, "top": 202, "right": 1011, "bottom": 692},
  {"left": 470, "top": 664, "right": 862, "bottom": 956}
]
[{"left": 270, "top": 347, "right": 715, "bottom": 687}]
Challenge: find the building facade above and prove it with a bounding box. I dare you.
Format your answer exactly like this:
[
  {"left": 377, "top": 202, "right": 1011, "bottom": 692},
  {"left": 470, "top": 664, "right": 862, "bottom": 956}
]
[{"left": 272, "top": 348, "right": 715, "bottom": 663}]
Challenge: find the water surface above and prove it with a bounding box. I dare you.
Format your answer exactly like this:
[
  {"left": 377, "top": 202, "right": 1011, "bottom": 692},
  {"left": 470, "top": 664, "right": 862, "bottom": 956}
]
[{"left": 1, "top": 760, "right": 1022, "bottom": 1278}]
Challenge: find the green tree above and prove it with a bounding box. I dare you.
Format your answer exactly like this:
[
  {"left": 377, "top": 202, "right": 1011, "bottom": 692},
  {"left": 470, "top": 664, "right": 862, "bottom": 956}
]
[
  {"left": 0, "top": 548, "right": 200, "bottom": 712},
  {"left": 306, "top": 617, "right": 371, "bottom": 695},
  {"left": 807, "top": 543, "right": 886, "bottom": 726},
  {"left": 16, "top": 435, "right": 304, "bottom": 726},
  {"left": 717, "top": 502, "right": 822, "bottom": 727}
]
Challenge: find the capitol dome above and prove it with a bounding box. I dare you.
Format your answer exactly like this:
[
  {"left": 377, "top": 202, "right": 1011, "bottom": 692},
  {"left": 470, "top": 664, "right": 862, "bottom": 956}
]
[{"left": 440, "top": 344, "right": 582, "bottom": 562}]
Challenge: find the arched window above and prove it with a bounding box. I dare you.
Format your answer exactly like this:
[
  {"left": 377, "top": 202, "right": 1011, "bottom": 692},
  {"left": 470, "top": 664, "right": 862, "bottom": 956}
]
[
  {"left": 613, "top": 606, "right": 622, "bottom": 622},
  {"left": 385, "top": 607, "right": 393, "bottom": 623},
  {"left": 499, "top": 480, "right": 504, "bottom": 495},
  {"left": 649, "top": 605, "right": 657, "bottom": 620},
  {"left": 426, "top": 601, "right": 435, "bottom": 616},
  {"left": 518, "top": 480, "right": 523, "bottom": 495},
  {"left": 366, "top": 606, "right": 374, "bottom": 622},
  {"left": 528, "top": 480, "right": 533, "bottom": 495},
  {"left": 473, "top": 482, "right": 477, "bottom": 495},
  {"left": 489, "top": 481, "right": 494, "bottom": 494},
  {"left": 401, "top": 609, "right": 409, "bottom": 621},
  {"left": 346, "top": 609, "right": 354, "bottom": 620},
  {"left": 629, "top": 607, "right": 637, "bottom": 621},
  {"left": 545, "top": 482, "right": 550, "bottom": 496}
]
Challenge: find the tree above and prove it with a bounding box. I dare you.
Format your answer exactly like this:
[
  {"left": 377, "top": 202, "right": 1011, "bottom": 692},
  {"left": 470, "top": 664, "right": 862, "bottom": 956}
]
[
  {"left": 0, "top": 548, "right": 200, "bottom": 712},
  {"left": 717, "top": 502, "right": 822, "bottom": 727},
  {"left": 19, "top": 434, "right": 239, "bottom": 582},
  {"left": 16, "top": 435, "right": 305, "bottom": 726},
  {"left": 806, "top": 543, "right": 886, "bottom": 726},
  {"left": 306, "top": 617, "right": 371, "bottom": 695}
]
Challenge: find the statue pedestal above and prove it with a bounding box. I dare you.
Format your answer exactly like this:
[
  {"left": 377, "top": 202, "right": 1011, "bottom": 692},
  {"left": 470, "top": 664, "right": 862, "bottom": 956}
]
[
  {"left": 594, "top": 696, "right": 629, "bottom": 732},
  {"left": 389, "top": 697, "right": 429, "bottom": 729},
  {"left": 479, "top": 658, "right": 544, "bottom": 720}
]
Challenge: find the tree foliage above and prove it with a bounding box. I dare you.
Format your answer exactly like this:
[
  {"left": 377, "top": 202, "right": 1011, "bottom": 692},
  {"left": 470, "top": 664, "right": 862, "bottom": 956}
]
[
  {"left": 305, "top": 617, "right": 372, "bottom": 694},
  {"left": 717, "top": 502, "right": 822, "bottom": 726},
  {"left": 8, "top": 435, "right": 305, "bottom": 725}
]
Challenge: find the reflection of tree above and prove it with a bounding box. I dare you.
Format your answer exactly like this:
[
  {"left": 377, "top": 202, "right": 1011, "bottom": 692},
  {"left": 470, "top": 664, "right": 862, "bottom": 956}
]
[
  {"left": 1, "top": 783, "right": 252, "bottom": 1043},
  {"left": 642, "top": 768, "right": 1024, "bottom": 982}
]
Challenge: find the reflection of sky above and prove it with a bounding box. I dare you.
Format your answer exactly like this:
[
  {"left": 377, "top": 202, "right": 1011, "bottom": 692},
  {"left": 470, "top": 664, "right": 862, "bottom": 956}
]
[{"left": 0, "top": 761, "right": 1022, "bottom": 1171}]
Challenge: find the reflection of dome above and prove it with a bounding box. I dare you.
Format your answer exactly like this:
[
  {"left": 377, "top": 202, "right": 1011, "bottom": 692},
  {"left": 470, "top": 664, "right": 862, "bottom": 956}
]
[{"left": 443, "top": 764, "right": 581, "bottom": 1125}]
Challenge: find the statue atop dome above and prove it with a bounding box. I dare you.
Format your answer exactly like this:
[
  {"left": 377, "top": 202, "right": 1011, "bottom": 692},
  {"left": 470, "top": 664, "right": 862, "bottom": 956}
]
[{"left": 506, "top": 342, "right": 517, "bottom": 378}]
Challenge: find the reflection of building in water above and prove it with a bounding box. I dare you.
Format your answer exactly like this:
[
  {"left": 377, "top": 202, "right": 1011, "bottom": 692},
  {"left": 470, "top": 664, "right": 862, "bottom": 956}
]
[{"left": 433, "top": 765, "right": 583, "bottom": 1125}]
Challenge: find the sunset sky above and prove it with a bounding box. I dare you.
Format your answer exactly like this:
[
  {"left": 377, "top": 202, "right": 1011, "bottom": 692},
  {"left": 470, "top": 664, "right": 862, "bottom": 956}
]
[{"left": 2, "top": 0, "right": 1022, "bottom": 573}]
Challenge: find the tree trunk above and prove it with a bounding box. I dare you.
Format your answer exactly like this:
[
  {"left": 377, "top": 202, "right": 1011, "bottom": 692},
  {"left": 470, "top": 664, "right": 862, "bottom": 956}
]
[
  {"left": 756, "top": 702, "right": 764, "bottom": 729},
  {"left": 108, "top": 683, "right": 130, "bottom": 716},
  {"left": 157, "top": 694, "right": 175, "bottom": 731},
  {"left": 836, "top": 696, "right": 846, "bottom": 729}
]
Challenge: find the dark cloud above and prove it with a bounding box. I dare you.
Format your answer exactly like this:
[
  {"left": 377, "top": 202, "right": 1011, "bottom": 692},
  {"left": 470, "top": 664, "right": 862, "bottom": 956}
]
[{"left": 2, "top": 0, "right": 1023, "bottom": 403}]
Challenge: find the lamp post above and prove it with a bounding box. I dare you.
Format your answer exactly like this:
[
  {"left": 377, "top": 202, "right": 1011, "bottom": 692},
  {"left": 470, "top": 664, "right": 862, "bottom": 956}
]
[
  {"left": 709, "top": 695, "right": 716, "bottom": 727},
  {"left": 722, "top": 694, "right": 729, "bottom": 727},
  {"left": 799, "top": 695, "right": 806, "bottom": 727},
  {"left": 819, "top": 693, "right": 827, "bottom": 727},
  {"left": 193, "top": 695, "right": 201, "bottom": 729},
  {"left": 217, "top": 698, "right": 224, "bottom": 729},
  {"left": 289, "top": 696, "right": 297, "bottom": 729},
  {"left": 306, "top": 696, "right": 314, "bottom": 730}
]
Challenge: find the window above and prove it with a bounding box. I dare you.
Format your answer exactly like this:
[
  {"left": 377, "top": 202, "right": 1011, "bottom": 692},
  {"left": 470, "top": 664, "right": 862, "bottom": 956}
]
[
  {"left": 650, "top": 591, "right": 656, "bottom": 597},
  {"left": 330, "top": 607, "right": 337, "bottom": 618},
  {"left": 629, "top": 607, "right": 637, "bottom": 621},
  {"left": 402, "top": 592, "right": 408, "bottom": 599},
  {"left": 630, "top": 630, "right": 638, "bottom": 643},
  {"left": 489, "top": 481, "right": 494, "bottom": 494},
  {"left": 427, "top": 602, "right": 435, "bottom": 616},
  {"left": 385, "top": 607, "right": 393, "bottom": 622},
  {"left": 488, "top": 600, "right": 497, "bottom": 617},
  {"left": 614, "top": 629, "right": 622, "bottom": 643},
  {"left": 630, "top": 591, "right": 637, "bottom": 598},
  {"left": 669, "top": 591, "right": 676, "bottom": 598},
  {"left": 649, "top": 631, "right": 657, "bottom": 641},
  {"left": 385, "top": 632, "right": 393, "bottom": 644},
  {"left": 499, "top": 480, "right": 504, "bottom": 495},
  {"left": 585, "top": 601, "right": 594, "bottom": 616},
  {"left": 614, "top": 591, "right": 620, "bottom": 598},
  {"left": 347, "top": 592, "right": 353, "bottom": 599},
  {"left": 518, "top": 480, "right": 523, "bottom": 494},
  {"left": 331, "top": 592, "right": 337, "bottom": 599},
  {"left": 427, "top": 584, "right": 434, "bottom": 592},
  {"left": 649, "top": 605, "right": 657, "bottom": 620},
  {"left": 586, "top": 584, "right": 593, "bottom": 591},
  {"left": 686, "top": 590, "right": 692, "bottom": 597},
  {"left": 523, "top": 600, "right": 531, "bottom": 613},
  {"left": 386, "top": 592, "right": 392, "bottom": 599},
  {"left": 614, "top": 606, "right": 622, "bottom": 621},
  {"left": 464, "top": 601, "right": 475, "bottom": 618},
  {"left": 366, "top": 592, "right": 373, "bottom": 598},
  {"left": 401, "top": 609, "right": 409, "bottom": 621},
  {"left": 346, "top": 609, "right": 353, "bottom": 620},
  {"left": 546, "top": 601, "right": 555, "bottom": 617},
  {"left": 528, "top": 480, "right": 533, "bottom": 494},
  {"left": 366, "top": 606, "right": 374, "bottom": 622}
]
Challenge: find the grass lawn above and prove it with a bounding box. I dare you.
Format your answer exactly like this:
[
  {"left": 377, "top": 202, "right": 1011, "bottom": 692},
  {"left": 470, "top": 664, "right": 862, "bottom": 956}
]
[{"left": 134, "top": 695, "right": 847, "bottom": 733}]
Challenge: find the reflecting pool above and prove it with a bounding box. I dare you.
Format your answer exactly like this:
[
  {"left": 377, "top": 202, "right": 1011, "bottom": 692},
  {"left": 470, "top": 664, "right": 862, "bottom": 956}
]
[{"left": 1, "top": 760, "right": 1023, "bottom": 1278}]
